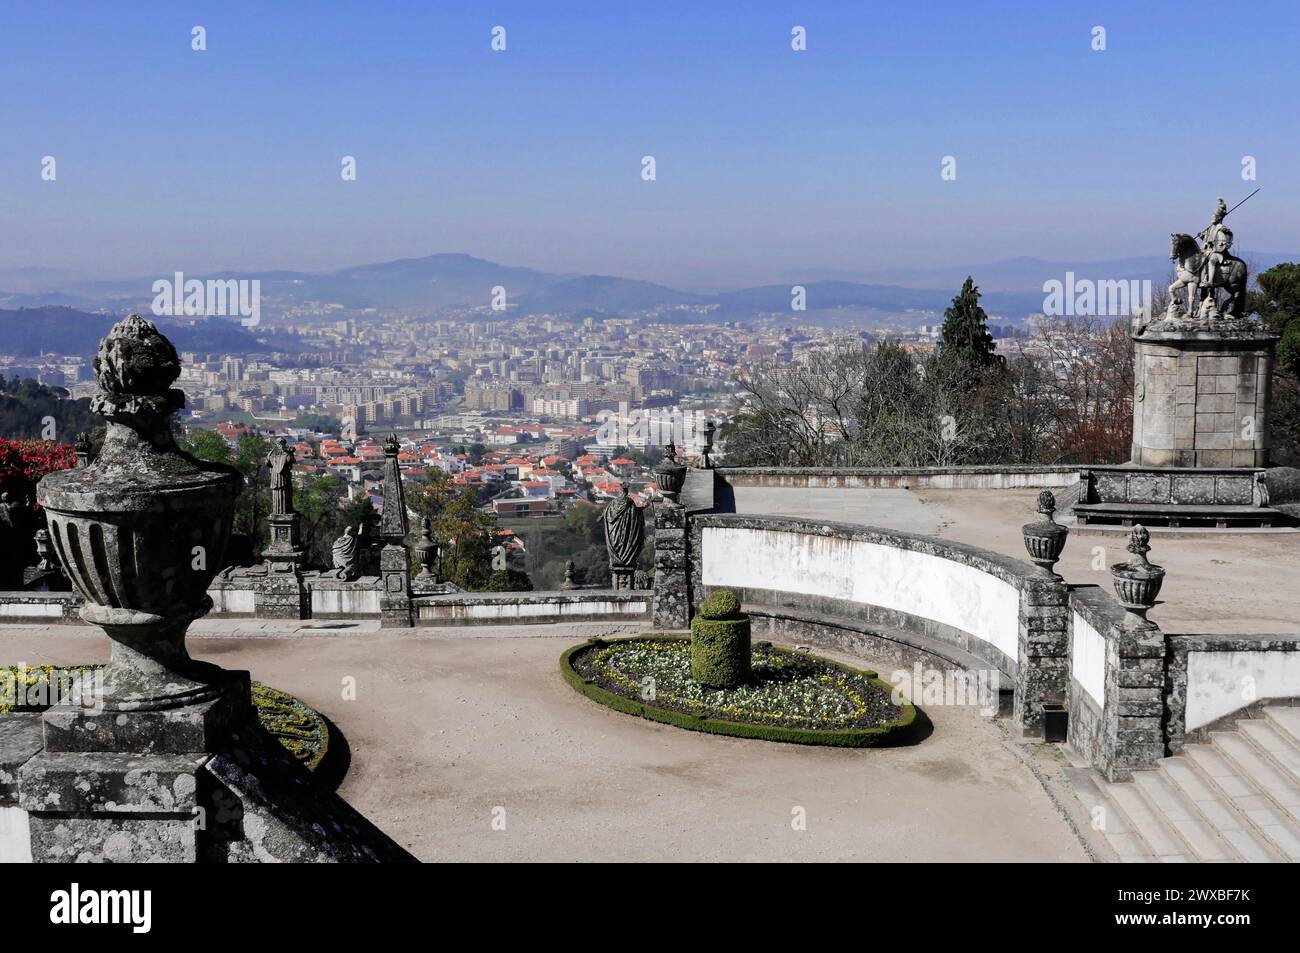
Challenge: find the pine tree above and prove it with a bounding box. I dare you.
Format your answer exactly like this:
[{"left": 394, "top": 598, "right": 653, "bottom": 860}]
[{"left": 940, "top": 276, "right": 1001, "bottom": 371}]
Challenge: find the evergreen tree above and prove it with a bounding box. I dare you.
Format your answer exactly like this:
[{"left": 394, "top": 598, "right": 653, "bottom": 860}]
[
  {"left": 940, "top": 277, "right": 1002, "bottom": 371},
  {"left": 1248, "top": 263, "right": 1300, "bottom": 466},
  {"left": 1250, "top": 263, "right": 1300, "bottom": 374}
]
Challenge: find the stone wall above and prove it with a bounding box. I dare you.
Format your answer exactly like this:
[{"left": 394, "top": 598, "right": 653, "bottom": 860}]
[
  {"left": 694, "top": 517, "right": 1025, "bottom": 663},
  {"left": 312, "top": 578, "right": 382, "bottom": 617},
  {"left": 0, "top": 592, "right": 83, "bottom": 624},
  {"left": 1166, "top": 634, "right": 1300, "bottom": 751},
  {"left": 413, "top": 590, "right": 650, "bottom": 625},
  {"left": 717, "top": 465, "right": 1077, "bottom": 490},
  {"left": 688, "top": 513, "right": 1065, "bottom": 732}
]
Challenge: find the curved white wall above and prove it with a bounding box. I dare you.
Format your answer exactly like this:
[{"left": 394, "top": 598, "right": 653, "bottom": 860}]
[
  {"left": 1071, "top": 612, "right": 1107, "bottom": 707},
  {"left": 1187, "top": 650, "right": 1300, "bottom": 729},
  {"left": 701, "top": 525, "right": 1020, "bottom": 662}
]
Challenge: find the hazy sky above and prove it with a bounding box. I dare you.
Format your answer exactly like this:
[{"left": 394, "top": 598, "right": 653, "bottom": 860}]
[{"left": 2, "top": 1, "right": 1298, "bottom": 289}]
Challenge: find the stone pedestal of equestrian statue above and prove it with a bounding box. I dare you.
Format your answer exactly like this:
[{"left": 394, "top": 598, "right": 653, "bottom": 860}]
[{"left": 1129, "top": 325, "right": 1276, "bottom": 470}]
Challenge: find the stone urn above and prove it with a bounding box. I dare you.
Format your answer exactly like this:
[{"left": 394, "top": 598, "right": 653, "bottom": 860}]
[
  {"left": 412, "top": 515, "right": 440, "bottom": 585},
  {"left": 37, "top": 314, "right": 243, "bottom": 710},
  {"left": 1110, "top": 525, "right": 1165, "bottom": 629},
  {"left": 1022, "top": 490, "right": 1068, "bottom": 580},
  {"left": 654, "top": 441, "right": 688, "bottom": 505},
  {"left": 697, "top": 419, "right": 716, "bottom": 469}
]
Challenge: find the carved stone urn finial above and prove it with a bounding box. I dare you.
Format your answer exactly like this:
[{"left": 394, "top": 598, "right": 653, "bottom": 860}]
[
  {"left": 37, "top": 314, "right": 244, "bottom": 710},
  {"left": 1110, "top": 524, "right": 1166, "bottom": 629},
  {"left": 697, "top": 419, "right": 716, "bottom": 470},
  {"left": 74, "top": 432, "right": 92, "bottom": 469},
  {"left": 654, "top": 440, "right": 687, "bottom": 505},
  {"left": 413, "top": 515, "right": 440, "bottom": 586},
  {"left": 1022, "top": 490, "right": 1068, "bottom": 580}
]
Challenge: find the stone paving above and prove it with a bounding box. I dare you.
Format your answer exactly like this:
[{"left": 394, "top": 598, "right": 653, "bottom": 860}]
[{"left": 0, "top": 623, "right": 1088, "bottom": 862}]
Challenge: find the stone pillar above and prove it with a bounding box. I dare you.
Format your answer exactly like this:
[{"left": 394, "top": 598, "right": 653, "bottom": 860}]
[
  {"left": 1132, "top": 328, "right": 1278, "bottom": 468},
  {"left": 652, "top": 502, "right": 689, "bottom": 629},
  {"left": 1015, "top": 577, "right": 1070, "bottom": 737},
  {"left": 255, "top": 512, "right": 308, "bottom": 619},
  {"left": 1098, "top": 621, "right": 1167, "bottom": 781},
  {"left": 378, "top": 434, "right": 412, "bottom": 628},
  {"left": 1016, "top": 491, "right": 1070, "bottom": 735}
]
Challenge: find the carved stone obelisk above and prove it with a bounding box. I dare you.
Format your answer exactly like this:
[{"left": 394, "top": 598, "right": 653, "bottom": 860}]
[{"left": 378, "top": 434, "right": 413, "bottom": 627}]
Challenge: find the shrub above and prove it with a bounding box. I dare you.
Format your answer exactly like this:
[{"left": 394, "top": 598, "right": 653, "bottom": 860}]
[{"left": 691, "top": 587, "right": 750, "bottom": 688}]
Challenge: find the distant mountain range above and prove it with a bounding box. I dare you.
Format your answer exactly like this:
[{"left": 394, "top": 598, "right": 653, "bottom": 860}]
[
  {"left": 2, "top": 249, "right": 1298, "bottom": 326},
  {"left": 0, "top": 306, "right": 268, "bottom": 359}
]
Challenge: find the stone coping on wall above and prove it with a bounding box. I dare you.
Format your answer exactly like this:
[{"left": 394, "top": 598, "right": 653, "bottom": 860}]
[
  {"left": 691, "top": 512, "right": 1043, "bottom": 591},
  {"left": 0, "top": 592, "right": 84, "bottom": 624},
  {"left": 1066, "top": 584, "right": 1131, "bottom": 644},
  {"left": 414, "top": 589, "right": 652, "bottom": 626},
  {"left": 1166, "top": 632, "right": 1300, "bottom": 751},
  {"left": 715, "top": 465, "right": 1078, "bottom": 489}
]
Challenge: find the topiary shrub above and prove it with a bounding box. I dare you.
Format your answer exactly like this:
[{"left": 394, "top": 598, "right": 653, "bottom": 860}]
[{"left": 691, "top": 587, "right": 751, "bottom": 688}]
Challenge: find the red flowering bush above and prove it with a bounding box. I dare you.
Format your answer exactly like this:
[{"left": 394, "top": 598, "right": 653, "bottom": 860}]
[{"left": 0, "top": 438, "right": 78, "bottom": 506}]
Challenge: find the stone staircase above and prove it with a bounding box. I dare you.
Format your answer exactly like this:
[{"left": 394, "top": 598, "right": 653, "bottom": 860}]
[{"left": 1067, "top": 705, "right": 1300, "bottom": 862}]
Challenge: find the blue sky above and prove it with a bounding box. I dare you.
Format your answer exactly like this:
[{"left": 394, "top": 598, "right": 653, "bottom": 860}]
[{"left": 1, "top": 0, "right": 1297, "bottom": 288}]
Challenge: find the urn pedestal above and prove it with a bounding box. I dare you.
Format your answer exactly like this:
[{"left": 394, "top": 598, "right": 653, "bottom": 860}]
[
  {"left": 1130, "top": 325, "right": 1276, "bottom": 469},
  {"left": 255, "top": 512, "right": 309, "bottom": 619}
]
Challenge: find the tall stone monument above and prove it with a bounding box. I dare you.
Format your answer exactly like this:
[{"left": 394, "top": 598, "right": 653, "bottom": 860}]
[
  {"left": 1075, "top": 198, "right": 1286, "bottom": 527},
  {"left": 378, "top": 433, "right": 413, "bottom": 627},
  {"left": 23, "top": 314, "right": 410, "bottom": 861}
]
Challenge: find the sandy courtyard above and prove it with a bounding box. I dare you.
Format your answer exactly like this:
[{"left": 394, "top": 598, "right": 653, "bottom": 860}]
[{"left": 1, "top": 621, "right": 1087, "bottom": 863}]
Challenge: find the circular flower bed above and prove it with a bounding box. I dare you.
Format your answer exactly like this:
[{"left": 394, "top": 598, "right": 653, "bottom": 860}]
[
  {"left": 1, "top": 665, "right": 329, "bottom": 771},
  {"left": 562, "top": 636, "right": 920, "bottom": 747}
]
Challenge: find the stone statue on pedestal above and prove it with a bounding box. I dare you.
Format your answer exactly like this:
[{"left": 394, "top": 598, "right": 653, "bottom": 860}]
[
  {"left": 603, "top": 482, "right": 645, "bottom": 591},
  {"left": 266, "top": 437, "right": 296, "bottom": 516},
  {"left": 1164, "top": 195, "right": 1251, "bottom": 325},
  {"left": 330, "top": 524, "right": 362, "bottom": 580}
]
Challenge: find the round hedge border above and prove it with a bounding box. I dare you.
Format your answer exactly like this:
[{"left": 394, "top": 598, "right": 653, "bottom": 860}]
[{"left": 560, "top": 635, "right": 923, "bottom": 748}]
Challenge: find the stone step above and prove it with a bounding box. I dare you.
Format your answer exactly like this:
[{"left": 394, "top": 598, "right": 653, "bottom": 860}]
[
  {"left": 1238, "top": 719, "right": 1300, "bottom": 786},
  {"left": 1132, "top": 769, "right": 1236, "bottom": 861},
  {"left": 1185, "top": 742, "right": 1300, "bottom": 861},
  {"left": 1263, "top": 706, "right": 1300, "bottom": 749},
  {"left": 1158, "top": 756, "right": 1279, "bottom": 862},
  {"left": 1211, "top": 732, "right": 1300, "bottom": 826},
  {"left": 1100, "top": 776, "right": 1193, "bottom": 862},
  {"left": 1063, "top": 766, "right": 1152, "bottom": 862}
]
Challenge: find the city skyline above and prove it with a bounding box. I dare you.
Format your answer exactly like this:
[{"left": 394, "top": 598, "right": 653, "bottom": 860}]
[{"left": 3, "top": 1, "right": 1298, "bottom": 288}]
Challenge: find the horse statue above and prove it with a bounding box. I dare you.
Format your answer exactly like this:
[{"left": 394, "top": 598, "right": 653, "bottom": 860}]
[{"left": 1167, "top": 230, "right": 1248, "bottom": 321}]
